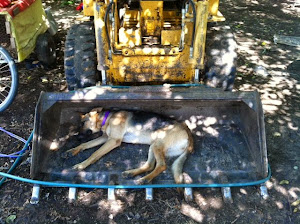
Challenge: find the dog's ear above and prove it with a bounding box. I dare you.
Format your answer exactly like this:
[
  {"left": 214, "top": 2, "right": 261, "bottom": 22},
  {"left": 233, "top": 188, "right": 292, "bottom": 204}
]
[
  {"left": 90, "top": 107, "right": 103, "bottom": 113},
  {"left": 80, "top": 113, "right": 89, "bottom": 121},
  {"left": 88, "top": 108, "right": 103, "bottom": 118}
]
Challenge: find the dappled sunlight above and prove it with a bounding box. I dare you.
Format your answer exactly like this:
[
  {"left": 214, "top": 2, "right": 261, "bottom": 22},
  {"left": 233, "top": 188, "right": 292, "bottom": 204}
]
[
  {"left": 182, "top": 190, "right": 226, "bottom": 222},
  {"left": 238, "top": 71, "right": 299, "bottom": 117},
  {"left": 222, "top": 0, "right": 299, "bottom": 219},
  {"left": 266, "top": 178, "right": 300, "bottom": 200},
  {"left": 288, "top": 187, "right": 300, "bottom": 200},
  {"left": 185, "top": 116, "right": 220, "bottom": 137},
  {"left": 70, "top": 88, "right": 108, "bottom": 100},
  {"left": 239, "top": 188, "right": 248, "bottom": 195},
  {"left": 181, "top": 203, "right": 204, "bottom": 223},
  {"left": 51, "top": 8, "right": 80, "bottom": 30},
  {"left": 76, "top": 189, "right": 141, "bottom": 220},
  {"left": 194, "top": 192, "right": 209, "bottom": 210},
  {"left": 2, "top": 0, "right": 295, "bottom": 223},
  {"left": 280, "top": 0, "right": 300, "bottom": 15},
  {"left": 98, "top": 199, "right": 125, "bottom": 218},
  {"left": 77, "top": 189, "right": 105, "bottom": 206}
]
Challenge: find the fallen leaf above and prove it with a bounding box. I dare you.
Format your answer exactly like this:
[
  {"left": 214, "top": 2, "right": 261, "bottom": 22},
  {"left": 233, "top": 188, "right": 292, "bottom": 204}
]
[
  {"left": 6, "top": 215, "right": 16, "bottom": 223},
  {"left": 279, "top": 180, "right": 289, "bottom": 185},
  {"left": 41, "top": 77, "right": 48, "bottom": 83},
  {"left": 291, "top": 200, "right": 300, "bottom": 207},
  {"left": 293, "top": 208, "right": 298, "bottom": 213},
  {"left": 273, "top": 132, "right": 281, "bottom": 137}
]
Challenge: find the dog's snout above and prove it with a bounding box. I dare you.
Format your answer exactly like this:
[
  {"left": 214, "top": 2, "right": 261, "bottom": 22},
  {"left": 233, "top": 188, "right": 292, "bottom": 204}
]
[
  {"left": 85, "top": 129, "right": 93, "bottom": 135},
  {"left": 77, "top": 129, "right": 93, "bottom": 141},
  {"left": 81, "top": 129, "right": 93, "bottom": 136}
]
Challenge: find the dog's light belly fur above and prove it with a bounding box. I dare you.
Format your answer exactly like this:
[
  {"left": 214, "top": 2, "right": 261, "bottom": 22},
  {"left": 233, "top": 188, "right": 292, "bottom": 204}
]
[
  {"left": 122, "top": 124, "right": 188, "bottom": 158},
  {"left": 166, "top": 139, "right": 188, "bottom": 157},
  {"left": 122, "top": 131, "right": 153, "bottom": 145}
]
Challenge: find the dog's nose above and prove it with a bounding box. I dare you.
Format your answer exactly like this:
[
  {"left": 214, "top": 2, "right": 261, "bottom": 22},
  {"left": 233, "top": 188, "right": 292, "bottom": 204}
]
[
  {"left": 78, "top": 129, "right": 93, "bottom": 140},
  {"left": 85, "top": 129, "right": 93, "bottom": 136}
]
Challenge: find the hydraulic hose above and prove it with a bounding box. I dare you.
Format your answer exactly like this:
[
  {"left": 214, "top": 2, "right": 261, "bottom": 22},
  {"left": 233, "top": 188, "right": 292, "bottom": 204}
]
[
  {"left": 186, "top": 0, "right": 196, "bottom": 49},
  {"left": 104, "top": 2, "right": 121, "bottom": 55},
  {"left": 104, "top": 2, "right": 114, "bottom": 54},
  {"left": 179, "top": 0, "right": 196, "bottom": 52}
]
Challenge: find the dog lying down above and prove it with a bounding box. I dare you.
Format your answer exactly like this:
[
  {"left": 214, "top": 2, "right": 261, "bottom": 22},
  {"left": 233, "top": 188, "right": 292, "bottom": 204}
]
[{"left": 65, "top": 108, "right": 194, "bottom": 185}]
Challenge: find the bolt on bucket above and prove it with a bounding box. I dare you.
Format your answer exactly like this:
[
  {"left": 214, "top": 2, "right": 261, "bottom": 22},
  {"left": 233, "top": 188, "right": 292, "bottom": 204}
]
[{"left": 31, "top": 86, "right": 268, "bottom": 186}]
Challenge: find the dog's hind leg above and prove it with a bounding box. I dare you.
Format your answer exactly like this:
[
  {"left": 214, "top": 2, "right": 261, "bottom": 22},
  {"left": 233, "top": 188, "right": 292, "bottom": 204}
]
[
  {"left": 122, "top": 147, "right": 156, "bottom": 178},
  {"left": 65, "top": 135, "right": 108, "bottom": 157},
  {"left": 72, "top": 138, "right": 121, "bottom": 170},
  {"left": 171, "top": 151, "right": 188, "bottom": 184},
  {"left": 135, "top": 141, "right": 167, "bottom": 185}
]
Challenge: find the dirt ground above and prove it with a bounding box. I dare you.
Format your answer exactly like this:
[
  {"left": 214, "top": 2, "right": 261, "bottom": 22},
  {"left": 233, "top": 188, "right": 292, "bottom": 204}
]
[{"left": 0, "top": 0, "right": 299, "bottom": 223}]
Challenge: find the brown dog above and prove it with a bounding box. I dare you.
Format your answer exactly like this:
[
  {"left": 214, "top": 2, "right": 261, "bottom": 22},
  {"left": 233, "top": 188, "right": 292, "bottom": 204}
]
[{"left": 66, "top": 108, "right": 193, "bottom": 185}]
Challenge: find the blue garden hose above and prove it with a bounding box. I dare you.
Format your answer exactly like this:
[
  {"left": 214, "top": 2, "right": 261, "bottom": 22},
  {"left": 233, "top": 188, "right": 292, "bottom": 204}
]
[
  {"left": 0, "top": 165, "right": 271, "bottom": 189},
  {"left": 0, "top": 127, "right": 31, "bottom": 158},
  {"left": 0, "top": 131, "right": 33, "bottom": 187}
]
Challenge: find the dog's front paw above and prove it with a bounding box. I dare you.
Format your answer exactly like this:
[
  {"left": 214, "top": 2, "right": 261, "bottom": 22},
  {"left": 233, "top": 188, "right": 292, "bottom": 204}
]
[
  {"left": 62, "top": 147, "right": 82, "bottom": 158},
  {"left": 72, "top": 163, "right": 86, "bottom": 171},
  {"left": 134, "top": 177, "right": 150, "bottom": 185}
]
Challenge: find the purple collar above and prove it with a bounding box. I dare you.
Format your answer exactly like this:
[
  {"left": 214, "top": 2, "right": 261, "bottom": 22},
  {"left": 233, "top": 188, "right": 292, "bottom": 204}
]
[{"left": 101, "top": 111, "right": 110, "bottom": 127}]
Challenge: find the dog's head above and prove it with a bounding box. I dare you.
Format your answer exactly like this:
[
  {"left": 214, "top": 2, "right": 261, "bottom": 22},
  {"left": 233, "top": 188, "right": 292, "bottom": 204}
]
[{"left": 80, "top": 107, "right": 104, "bottom": 134}]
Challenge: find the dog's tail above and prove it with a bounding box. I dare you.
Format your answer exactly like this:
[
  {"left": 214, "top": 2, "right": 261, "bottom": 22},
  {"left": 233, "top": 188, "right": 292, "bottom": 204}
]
[
  {"left": 181, "top": 122, "right": 194, "bottom": 154},
  {"left": 172, "top": 151, "right": 189, "bottom": 184}
]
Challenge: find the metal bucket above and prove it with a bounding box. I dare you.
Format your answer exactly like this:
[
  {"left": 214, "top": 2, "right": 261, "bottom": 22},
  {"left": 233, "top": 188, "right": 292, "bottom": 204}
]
[{"left": 31, "top": 86, "right": 268, "bottom": 186}]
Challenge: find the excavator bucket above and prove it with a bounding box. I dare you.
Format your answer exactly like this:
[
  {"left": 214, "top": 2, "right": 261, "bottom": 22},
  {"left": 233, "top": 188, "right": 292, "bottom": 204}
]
[{"left": 31, "top": 86, "right": 268, "bottom": 186}]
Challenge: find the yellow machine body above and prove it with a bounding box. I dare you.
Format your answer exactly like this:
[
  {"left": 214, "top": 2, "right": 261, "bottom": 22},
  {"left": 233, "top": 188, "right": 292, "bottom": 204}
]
[{"left": 83, "top": 0, "right": 224, "bottom": 84}]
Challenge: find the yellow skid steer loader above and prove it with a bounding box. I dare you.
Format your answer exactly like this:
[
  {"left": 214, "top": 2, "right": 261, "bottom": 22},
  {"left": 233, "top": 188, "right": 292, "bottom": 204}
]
[
  {"left": 31, "top": 0, "right": 269, "bottom": 200},
  {"left": 64, "top": 0, "right": 235, "bottom": 90}
]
